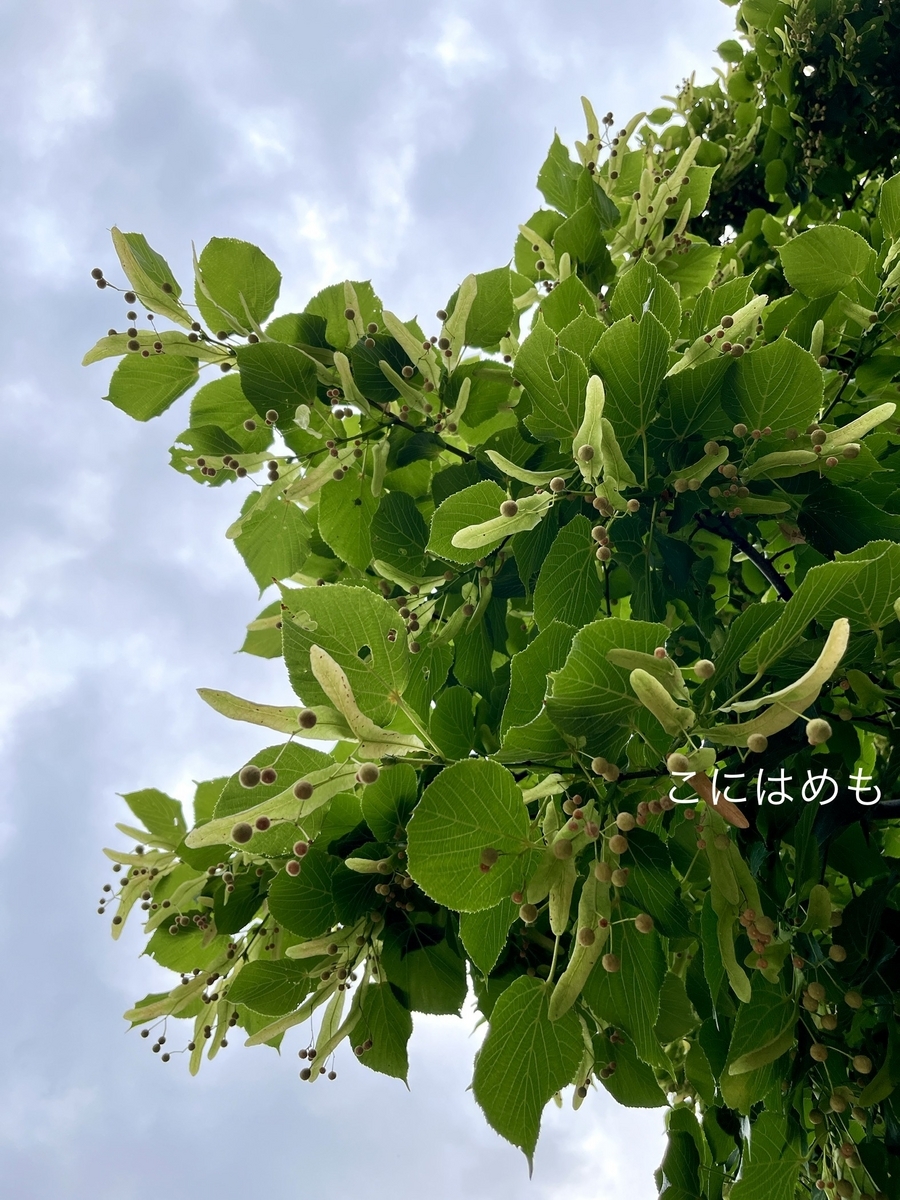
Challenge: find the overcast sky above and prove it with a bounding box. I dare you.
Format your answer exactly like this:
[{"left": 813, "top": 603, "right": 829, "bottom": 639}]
[{"left": 0, "top": 1, "right": 736, "bottom": 1196}]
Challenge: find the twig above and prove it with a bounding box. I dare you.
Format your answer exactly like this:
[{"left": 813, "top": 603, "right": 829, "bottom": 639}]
[{"left": 696, "top": 511, "right": 793, "bottom": 601}]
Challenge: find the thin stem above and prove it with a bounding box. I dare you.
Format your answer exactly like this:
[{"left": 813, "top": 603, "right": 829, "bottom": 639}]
[{"left": 547, "top": 935, "right": 562, "bottom": 987}]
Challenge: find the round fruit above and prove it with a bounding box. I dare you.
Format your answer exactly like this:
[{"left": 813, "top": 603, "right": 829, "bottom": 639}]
[{"left": 239, "top": 764, "right": 261, "bottom": 788}]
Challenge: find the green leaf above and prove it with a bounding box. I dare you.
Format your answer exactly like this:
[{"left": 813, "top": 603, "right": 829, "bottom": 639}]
[
  {"left": 684, "top": 1041, "right": 717, "bottom": 1107},
  {"left": 110, "top": 228, "right": 191, "bottom": 327},
  {"left": 516, "top": 208, "right": 564, "bottom": 279},
  {"left": 779, "top": 225, "right": 877, "bottom": 299},
  {"left": 317, "top": 473, "right": 377, "bottom": 571},
  {"left": 533, "top": 517, "right": 603, "bottom": 630},
  {"left": 472, "top": 975, "right": 583, "bottom": 1160},
  {"left": 213, "top": 742, "right": 332, "bottom": 827},
  {"left": 705, "top": 602, "right": 781, "bottom": 685},
  {"left": 457, "top": 267, "right": 516, "bottom": 349},
  {"left": 194, "top": 237, "right": 281, "bottom": 333},
  {"left": 591, "top": 313, "right": 669, "bottom": 447},
  {"left": 305, "top": 280, "right": 383, "bottom": 351},
  {"left": 656, "top": 243, "right": 720, "bottom": 298},
  {"left": 817, "top": 542, "right": 900, "bottom": 632},
  {"left": 557, "top": 310, "right": 606, "bottom": 363},
  {"left": 406, "top": 759, "right": 537, "bottom": 912},
  {"left": 582, "top": 920, "right": 667, "bottom": 1067},
  {"left": 659, "top": 1129, "right": 701, "bottom": 1196},
  {"left": 120, "top": 789, "right": 186, "bottom": 849},
  {"left": 538, "top": 274, "right": 599, "bottom": 335},
  {"left": 739, "top": 557, "right": 865, "bottom": 674},
  {"left": 361, "top": 763, "right": 417, "bottom": 842},
  {"left": 723, "top": 337, "right": 823, "bottom": 434},
  {"left": 546, "top": 618, "right": 670, "bottom": 760},
  {"left": 193, "top": 778, "right": 227, "bottom": 825},
  {"left": 682, "top": 164, "right": 718, "bottom": 215},
  {"left": 460, "top": 898, "right": 518, "bottom": 976},
  {"left": 501, "top": 621, "right": 576, "bottom": 738},
  {"left": 512, "top": 510, "right": 558, "bottom": 594},
  {"left": 266, "top": 311, "right": 328, "bottom": 348},
  {"left": 537, "top": 134, "right": 582, "bottom": 216},
  {"left": 729, "top": 1113, "right": 803, "bottom": 1200},
  {"left": 380, "top": 922, "right": 467, "bottom": 1015},
  {"left": 517, "top": 318, "right": 589, "bottom": 444},
  {"left": 654, "top": 972, "right": 699, "bottom": 1042},
  {"left": 282, "top": 584, "right": 409, "bottom": 726},
  {"left": 700, "top": 893, "right": 726, "bottom": 1015},
  {"left": 105, "top": 353, "right": 198, "bottom": 421},
  {"left": 357, "top": 983, "right": 412, "bottom": 1080},
  {"left": 267, "top": 852, "right": 338, "bottom": 938},
  {"left": 146, "top": 926, "right": 230, "bottom": 972},
  {"left": 227, "top": 960, "right": 317, "bottom": 1016},
  {"left": 233, "top": 493, "right": 311, "bottom": 592},
  {"left": 235, "top": 342, "right": 318, "bottom": 424},
  {"left": 880, "top": 173, "right": 900, "bottom": 240},
  {"left": 621, "top": 827, "right": 692, "bottom": 938},
  {"left": 799, "top": 482, "right": 900, "bottom": 555},
  {"left": 610, "top": 259, "right": 681, "bottom": 343},
  {"left": 596, "top": 1032, "right": 668, "bottom": 1108},
  {"left": 429, "top": 686, "right": 475, "bottom": 760},
  {"left": 427, "top": 480, "right": 507, "bottom": 565},
  {"left": 656, "top": 357, "right": 731, "bottom": 445},
  {"left": 719, "top": 976, "right": 792, "bottom": 1113},
  {"left": 189, "top": 375, "right": 272, "bottom": 452},
  {"left": 554, "top": 201, "right": 615, "bottom": 286},
  {"left": 370, "top": 491, "right": 429, "bottom": 574}
]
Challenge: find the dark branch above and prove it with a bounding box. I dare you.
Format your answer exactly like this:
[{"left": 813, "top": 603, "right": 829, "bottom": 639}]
[{"left": 696, "top": 510, "right": 793, "bottom": 602}]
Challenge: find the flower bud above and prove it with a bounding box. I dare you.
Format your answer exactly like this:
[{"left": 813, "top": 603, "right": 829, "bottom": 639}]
[
  {"left": 666, "top": 752, "right": 691, "bottom": 774},
  {"left": 806, "top": 718, "right": 832, "bottom": 745}
]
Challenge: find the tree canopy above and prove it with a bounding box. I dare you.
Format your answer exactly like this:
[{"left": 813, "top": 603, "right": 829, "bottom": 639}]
[{"left": 86, "top": 0, "right": 900, "bottom": 1195}]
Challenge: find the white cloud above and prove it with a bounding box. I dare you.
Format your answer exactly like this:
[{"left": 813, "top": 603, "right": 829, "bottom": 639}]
[
  {"left": 431, "top": 14, "right": 499, "bottom": 77},
  {"left": 21, "top": 15, "right": 110, "bottom": 158}
]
